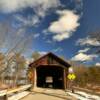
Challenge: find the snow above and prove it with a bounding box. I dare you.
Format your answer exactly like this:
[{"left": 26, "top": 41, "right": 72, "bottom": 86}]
[
  {"left": 8, "top": 91, "right": 30, "bottom": 100},
  {"left": 66, "top": 90, "right": 100, "bottom": 100},
  {"left": 76, "top": 91, "right": 100, "bottom": 100},
  {"left": 67, "top": 91, "right": 89, "bottom": 100},
  {"left": 0, "top": 90, "right": 7, "bottom": 96}
]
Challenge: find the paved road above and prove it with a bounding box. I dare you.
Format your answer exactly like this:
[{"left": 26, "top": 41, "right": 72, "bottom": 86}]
[{"left": 21, "top": 93, "right": 67, "bottom": 100}]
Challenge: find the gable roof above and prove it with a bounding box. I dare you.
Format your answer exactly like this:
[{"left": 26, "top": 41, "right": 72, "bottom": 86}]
[{"left": 29, "top": 52, "right": 71, "bottom": 68}]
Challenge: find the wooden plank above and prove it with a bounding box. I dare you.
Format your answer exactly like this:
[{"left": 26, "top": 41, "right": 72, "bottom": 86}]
[
  {"left": 7, "top": 84, "right": 32, "bottom": 95},
  {"left": 0, "top": 84, "right": 32, "bottom": 97},
  {"left": 63, "top": 69, "right": 66, "bottom": 90},
  {"left": 66, "top": 69, "right": 68, "bottom": 89}
]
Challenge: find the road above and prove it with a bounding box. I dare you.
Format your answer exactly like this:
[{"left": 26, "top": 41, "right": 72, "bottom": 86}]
[
  {"left": 21, "top": 91, "right": 100, "bottom": 100},
  {"left": 21, "top": 93, "right": 67, "bottom": 100},
  {"left": 8, "top": 87, "right": 100, "bottom": 100},
  {"left": 21, "top": 88, "right": 75, "bottom": 100}
]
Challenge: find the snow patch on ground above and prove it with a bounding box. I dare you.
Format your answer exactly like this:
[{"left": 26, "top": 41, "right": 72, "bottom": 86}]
[
  {"left": 66, "top": 90, "right": 100, "bottom": 100},
  {"left": 76, "top": 91, "right": 100, "bottom": 100},
  {"left": 8, "top": 91, "right": 30, "bottom": 100},
  {"left": 67, "top": 92, "right": 88, "bottom": 100}
]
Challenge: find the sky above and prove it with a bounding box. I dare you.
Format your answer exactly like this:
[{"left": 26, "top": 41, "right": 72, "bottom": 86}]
[{"left": 0, "top": 0, "right": 100, "bottom": 66}]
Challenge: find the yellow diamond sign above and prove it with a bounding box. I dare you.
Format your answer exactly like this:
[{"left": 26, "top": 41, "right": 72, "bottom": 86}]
[{"left": 67, "top": 73, "right": 76, "bottom": 80}]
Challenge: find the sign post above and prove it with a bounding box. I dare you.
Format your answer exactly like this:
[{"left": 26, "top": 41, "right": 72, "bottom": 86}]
[{"left": 67, "top": 67, "right": 76, "bottom": 93}]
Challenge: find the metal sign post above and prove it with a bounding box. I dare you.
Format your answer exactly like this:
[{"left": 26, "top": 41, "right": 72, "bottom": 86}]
[{"left": 67, "top": 67, "right": 76, "bottom": 93}]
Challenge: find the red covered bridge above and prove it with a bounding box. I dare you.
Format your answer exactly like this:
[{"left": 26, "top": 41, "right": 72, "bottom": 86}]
[{"left": 28, "top": 52, "right": 70, "bottom": 89}]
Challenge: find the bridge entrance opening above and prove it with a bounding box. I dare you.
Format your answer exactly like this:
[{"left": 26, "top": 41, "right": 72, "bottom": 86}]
[{"left": 36, "top": 65, "right": 64, "bottom": 89}]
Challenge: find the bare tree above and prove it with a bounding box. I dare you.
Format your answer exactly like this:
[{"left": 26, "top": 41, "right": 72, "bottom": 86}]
[
  {"left": 0, "top": 20, "right": 34, "bottom": 87},
  {"left": 12, "top": 53, "right": 26, "bottom": 86},
  {"left": 0, "top": 53, "right": 7, "bottom": 83}
]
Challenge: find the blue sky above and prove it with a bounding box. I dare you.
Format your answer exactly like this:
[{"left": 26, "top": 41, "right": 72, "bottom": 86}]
[{"left": 0, "top": 0, "right": 100, "bottom": 66}]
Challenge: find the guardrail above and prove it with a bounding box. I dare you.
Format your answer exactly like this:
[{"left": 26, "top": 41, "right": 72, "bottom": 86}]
[{"left": 0, "top": 84, "right": 32, "bottom": 100}]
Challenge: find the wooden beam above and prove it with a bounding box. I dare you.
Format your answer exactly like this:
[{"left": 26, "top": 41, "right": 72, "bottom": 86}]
[
  {"left": 34, "top": 68, "right": 37, "bottom": 88},
  {"left": 63, "top": 69, "right": 66, "bottom": 90}
]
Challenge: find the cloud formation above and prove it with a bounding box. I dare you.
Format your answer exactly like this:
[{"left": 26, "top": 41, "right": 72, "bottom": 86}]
[
  {"left": 96, "top": 63, "right": 100, "bottom": 66},
  {"left": 38, "top": 51, "right": 47, "bottom": 56},
  {"left": 15, "top": 15, "right": 40, "bottom": 26},
  {"left": 33, "top": 33, "right": 40, "bottom": 38},
  {"left": 0, "top": 0, "right": 60, "bottom": 17},
  {"left": 53, "top": 47, "right": 63, "bottom": 53},
  {"left": 48, "top": 10, "right": 80, "bottom": 41},
  {"left": 78, "top": 48, "right": 90, "bottom": 53},
  {"left": 77, "top": 37, "right": 100, "bottom": 46},
  {"left": 71, "top": 52, "right": 98, "bottom": 62}
]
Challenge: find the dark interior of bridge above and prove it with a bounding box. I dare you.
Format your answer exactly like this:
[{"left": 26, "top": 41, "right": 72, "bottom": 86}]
[{"left": 36, "top": 66, "right": 64, "bottom": 89}]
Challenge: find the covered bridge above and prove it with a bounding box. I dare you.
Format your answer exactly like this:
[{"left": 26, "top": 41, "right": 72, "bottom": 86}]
[{"left": 28, "top": 52, "right": 70, "bottom": 89}]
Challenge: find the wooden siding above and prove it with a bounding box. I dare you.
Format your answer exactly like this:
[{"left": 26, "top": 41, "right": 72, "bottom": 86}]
[
  {"left": 29, "top": 52, "right": 70, "bottom": 68},
  {"left": 28, "top": 52, "right": 70, "bottom": 89}
]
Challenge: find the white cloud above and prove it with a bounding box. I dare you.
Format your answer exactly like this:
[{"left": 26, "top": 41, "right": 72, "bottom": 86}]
[
  {"left": 0, "top": 0, "right": 60, "bottom": 17},
  {"left": 78, "top": 48, "right": 90, "bottom": 53},
  {"left": 33, "top": 33, "right": 40, "bottom": 38},
  {"left": 0, "top": 0, "right": 33, "bottom": 13},
  {"left": 96, "top": 63, "right": 100, "bottom": 66},
  {"left": 15, "top": 15, "right": 40, "bottom": 26},
  {"left": 46, "top": 40, "right": 52, "bottom": 44},
  {"left": 53, "top": 32, "right": 72, "bottom": 41},
  {"left": 39, "top": 51, "right": 47, "bottom": 56},
  {"left": 48, "top": 10, "right": 80, "bottom": 41},
  {"left": 77, "top": 37, "right": 100, "bottom": 46},
  {"left": 71, "top": 52, "right": 98, "bottom": 62},
  {"left": 53, "top": 47, "right": 63, "bottom": 52}
]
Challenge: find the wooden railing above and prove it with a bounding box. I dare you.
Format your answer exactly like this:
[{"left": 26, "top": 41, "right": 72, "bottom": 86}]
[{"left": 0, "top": 84, "right": 32, "bottom": 100}]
